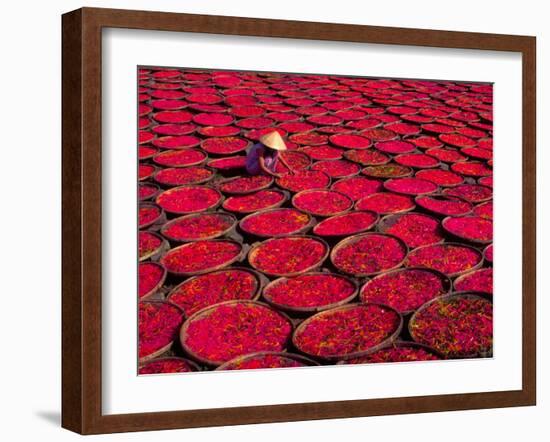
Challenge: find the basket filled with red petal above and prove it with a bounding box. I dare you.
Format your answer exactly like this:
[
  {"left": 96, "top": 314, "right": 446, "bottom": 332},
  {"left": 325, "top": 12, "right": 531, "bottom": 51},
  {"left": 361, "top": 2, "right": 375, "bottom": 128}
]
[
  {"left": 151, "top": 123, "right": 197, "bottom": 137},
  {"left": 405, "top": 242, "right": 483, "bottom": 277},
  {"left": 139, "top": 357, "right": 200, "bottom": 375},
  {"left": 311, "top": 159, "right": 361, "bottom": 178},
  {"left": 192, "top": 112, "right": 234, "bottom": 127},
  {"left": 442, "top": 215, "right": 492, "bottom": 244},
  {"left": 239, "top": 208, "right": 313, "bottom": 238},
  {"left": 394, "top": 153, "right": 440, "bottom": 169},
  {"left": 288, "top": 131, "right": 328, "bottom": 146},
  {"left": 167, "top": 268, "right": 263, "bottom": 316},
  {"left": 156, "top": 185, "right": 222, "bottom": 215},
  {"left": 139, "top": 230, "right": 167, "bottom": 261},
  {"left": 344, "top": 149, "right": 390, "bottom": 166},
  {"left": 415, "top": 169, "right": 464, "bottom": 187},
  {"left": 454, "top": 268, "right": 493, "bottom": 295},
  {"left": 331, "top": 233, "right": 408, "bottom": 277},
  {"left": 180, "top": 300, "right": 293, "bottom": 366},
  {"left": 360, "top": 267, "right": 450, "bottom": 315},
  {"left": 339, "top": 341, "right": 442, "bottom": 364},
  {"left": 153, "top": 166, "right": 214, "bottom": 187},
  {"left": 331, "top": 177, "right": 382, "bottom": 202},
  {"left": 161, "top": 212, "right": 237, "bottom": 242},
  {"left": 139, "top": 145, "right": 159, "bottom": 160},
  {"left": 153, "top": 149, "right": 207, "bottom": 168},
  {"left": 355, "top": 192, "right": 415, "bottom": 215},
  {"left": 301, "top": 145, "right": 344, "bottom": 161},
  {"left": 374, "top": 140, "right": 416, "bottom": 154},
  {"left": 207, "top": 156, "right": 247, "bottom": 172},
  {"left": 151, "top": 135, "right": 201, "bottom": 150},
  {"left": 439, "top": 133, "right": 477, "bottom": 148},
  {"left": 425, "top": 148, "right": 467, "bottom": 164},
  {"left": 451, "top": 161, "right": 492, "bottom": 177},
  {"left": 198, "top": 125, "right": 241, "bottom": 137},
  {"left": 384, "top": 177, "right": 438, "bottom": 196},
  {"left": 200, "top": 136, "right": 250, "bottom": 155},
  {"left": 248, "top": 236, "right": 329, "bottom": 277},
  {"left": 409, "top": 293, "right": 493, "bottom": 358},
  {"left": 377, "top": 212, "right": 444, "bottom": 249},
  {"left": 138, "top": 262, "right": 167, "bottom": 299},
  {"left": 273, "top": 151, "right": 311, "bottom": 174},
  {"left": 313, "top": 211, "right": 379, "bottom": 237},
  {"left": 292, "top": 304, "right": 402, "bottom": 361},
  {"left": 139, "top": 203, "right": 164, "bottom": 229},
  {"left": 139, "top": 301, "right": 185, "bottom": 362},
  {"left": 276, "top": 170, "right": 331, "bottom": 193},
  {"left": 362, "top": 164, "right": 413, "bottom": 179},
  {"left": 161, "top": 239, "right": 245, "bottom": 276},
  {"left": 262, "top": 272, "right": 358, "bottom": 314},
  {"left": 415, "top": 195, "right": 473, "bottom": 217},
  {"left": 139, "top": 164, "right": 156, "bottom": 181},
  {"left": 222, "top": 189, "right": 287, "bottom": 214},
  {"left": 139, "top": 183, "right": 160, "bottom": 201},
  {"left": 217, "top": 352, "right": 319, "bottom": 370},
  {"left": 219, "top": 175, "right": 273, "bottom": 195},
  {"left": 328, "top": 134, "right": 371, "bottom": 150},
  {"left": 292, "top": 189, "right": 353, "bottom": 217},
  {"left": 443, "top": 184, "right": 492, "bottom": 203}
]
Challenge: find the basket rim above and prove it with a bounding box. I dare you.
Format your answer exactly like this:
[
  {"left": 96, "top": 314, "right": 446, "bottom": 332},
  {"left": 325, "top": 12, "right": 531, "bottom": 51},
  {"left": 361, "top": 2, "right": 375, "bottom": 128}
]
[
  {"left": 292, "top": 302, "right": 403, "bottom": 361},
  {"left": 179, "top": 300, "right": 294, "bottom": 367}
]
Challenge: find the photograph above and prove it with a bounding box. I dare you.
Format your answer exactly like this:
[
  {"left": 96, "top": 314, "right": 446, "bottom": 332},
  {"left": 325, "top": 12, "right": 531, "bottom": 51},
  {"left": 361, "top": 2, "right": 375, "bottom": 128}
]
[{"left": 137, "top": 67, "right": 494, "bottom": 374}]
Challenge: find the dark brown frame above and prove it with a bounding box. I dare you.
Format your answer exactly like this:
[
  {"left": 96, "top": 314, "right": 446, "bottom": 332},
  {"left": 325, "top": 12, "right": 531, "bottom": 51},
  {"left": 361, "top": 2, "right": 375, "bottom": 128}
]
[{"left": 62, "top": 7, "right": 536, "bottom": 434}]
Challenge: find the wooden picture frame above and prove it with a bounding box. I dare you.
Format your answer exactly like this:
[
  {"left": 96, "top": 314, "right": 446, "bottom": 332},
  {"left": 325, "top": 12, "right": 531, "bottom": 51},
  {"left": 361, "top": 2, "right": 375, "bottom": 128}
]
[{"left": 62, "top": 7, "right": 536, "bottom": 434}]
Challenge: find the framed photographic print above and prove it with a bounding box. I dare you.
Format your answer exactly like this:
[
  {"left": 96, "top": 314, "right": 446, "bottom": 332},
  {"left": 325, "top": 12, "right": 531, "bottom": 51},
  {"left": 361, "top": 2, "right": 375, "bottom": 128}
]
[{"left": 62, "top": 7, "right": 536, "bottom": 434}]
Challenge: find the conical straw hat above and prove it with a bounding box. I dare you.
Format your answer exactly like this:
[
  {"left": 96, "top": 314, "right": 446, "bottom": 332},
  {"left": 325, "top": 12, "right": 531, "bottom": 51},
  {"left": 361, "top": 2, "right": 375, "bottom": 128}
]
[{"left": 259, "top": 131, "right": 287, "bottom": 151}]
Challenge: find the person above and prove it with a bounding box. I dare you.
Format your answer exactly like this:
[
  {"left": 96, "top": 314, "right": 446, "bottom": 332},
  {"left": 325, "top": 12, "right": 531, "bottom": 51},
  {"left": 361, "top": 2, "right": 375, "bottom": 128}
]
[{"left": 245, "top": 130, "right": 294, "bottom": 176}]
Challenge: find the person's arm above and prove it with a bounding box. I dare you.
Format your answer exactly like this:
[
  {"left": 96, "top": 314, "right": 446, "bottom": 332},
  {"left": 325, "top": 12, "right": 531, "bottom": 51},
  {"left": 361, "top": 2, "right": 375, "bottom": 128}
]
[
  {"left": 258, "top": 155, "right": 280, "bottom": 177},
  {"left": 277, "top": 152, "right": 296, "bottom": 174}
]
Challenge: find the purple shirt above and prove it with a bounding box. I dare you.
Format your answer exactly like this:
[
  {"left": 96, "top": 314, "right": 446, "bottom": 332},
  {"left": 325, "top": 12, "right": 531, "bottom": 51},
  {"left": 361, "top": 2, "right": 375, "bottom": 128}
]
[{"left": 246, "top": 143, "right": 278, "bottom": 175}]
